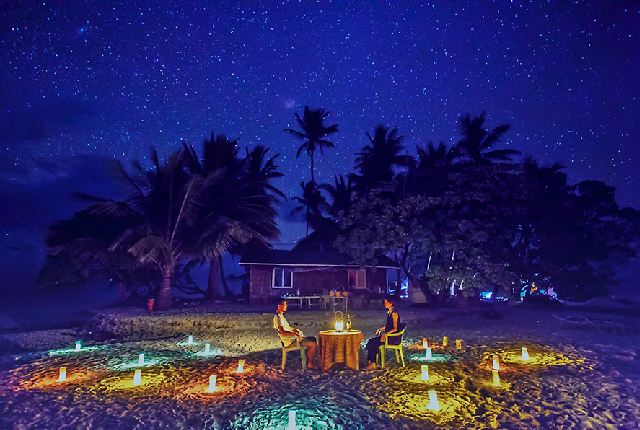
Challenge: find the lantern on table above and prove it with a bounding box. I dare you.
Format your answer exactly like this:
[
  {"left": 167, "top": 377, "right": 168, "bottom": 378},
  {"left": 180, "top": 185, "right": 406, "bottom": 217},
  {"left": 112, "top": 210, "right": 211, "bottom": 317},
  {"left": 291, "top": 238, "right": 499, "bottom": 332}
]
[{"left": 334, "top": 311, "right": 344, "bottom": 332}]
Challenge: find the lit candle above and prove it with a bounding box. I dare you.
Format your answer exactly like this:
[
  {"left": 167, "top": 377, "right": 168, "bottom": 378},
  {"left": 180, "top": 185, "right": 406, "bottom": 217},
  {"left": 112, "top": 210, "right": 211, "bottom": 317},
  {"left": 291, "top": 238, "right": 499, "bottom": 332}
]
[
  {"left": 425, "top": 347, "right": 432, "bottom": 360},
  {"left": 492, "top": 370, "right": 500, "bottom": 387},
  {"left": 187, "top": 335, "right": 194, "bottom": 344},
  {"left": 456, "top": 339, "right": 462, "bottom": 350},
  {"left": 492, "top": 355, "right": 500, "bottom": 371},
  {"left": 206, "top": 374, "right": 217, "bottom": 392},
  {"left": 204, "top": 343, "right": 211, "bottom": 354},
  {"left": 57, "top": 366, "right": 67, "bottom": 382},
  {"left": 421, "top": 364, "right": 429, "bottom": 381},
  {"left": 427, "top": 390, "right": 440, "bottom": 411},
  {"left": 287, "top": 410, "right": 297, "bottom": 430},
  {"left": 443, "top": 336, "right": 448, "bottom": 347},
  {"left": 138, "top": 353, "right": 145, "bottom": 366},
  {"left": 237, "top": 359, "right": 245, "bottom": 373},
  {"left": 422, "top": 338, "right": 429, "bottom": 349},
  {"left": 75, "top": 341, "right": 81, "bottom": 351},
  {"left": 521, "top": 347, "right": 529, "bottom": 361},
  {"left": 133, "top": 369, "right": 142, "bottom": 386}
]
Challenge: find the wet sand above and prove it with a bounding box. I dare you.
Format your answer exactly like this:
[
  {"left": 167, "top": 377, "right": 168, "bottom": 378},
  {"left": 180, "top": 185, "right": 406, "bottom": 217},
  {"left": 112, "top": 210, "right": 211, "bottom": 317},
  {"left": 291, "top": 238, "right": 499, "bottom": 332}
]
[{"left": 1, "top": 304, "right": 639, "bottom": 429}]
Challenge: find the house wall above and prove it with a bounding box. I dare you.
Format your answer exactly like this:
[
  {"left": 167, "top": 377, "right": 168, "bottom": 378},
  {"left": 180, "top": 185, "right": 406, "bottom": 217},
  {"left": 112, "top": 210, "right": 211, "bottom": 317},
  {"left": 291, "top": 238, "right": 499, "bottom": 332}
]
[
  {"left": 248, "top": 265, "right": 273, "bottom": 304},
  {"left": 248, "top": 264, "right": 393, "bottom": 304},
  {"left": 367, "top": 268, "right": 388, "bottom": 293},
  {"left": 294, "top": 269, "right": 347, "bottom": 294}
]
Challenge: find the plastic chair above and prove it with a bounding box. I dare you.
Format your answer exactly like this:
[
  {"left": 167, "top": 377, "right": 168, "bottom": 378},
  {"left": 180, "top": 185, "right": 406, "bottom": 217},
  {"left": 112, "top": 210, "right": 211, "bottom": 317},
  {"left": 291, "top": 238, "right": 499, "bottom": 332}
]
[
  {"left": 280, "top": 337, "right": 307, "bottom": 371},
  {"left": 377, "top": 323, "right": 406, "bottom": 369}
]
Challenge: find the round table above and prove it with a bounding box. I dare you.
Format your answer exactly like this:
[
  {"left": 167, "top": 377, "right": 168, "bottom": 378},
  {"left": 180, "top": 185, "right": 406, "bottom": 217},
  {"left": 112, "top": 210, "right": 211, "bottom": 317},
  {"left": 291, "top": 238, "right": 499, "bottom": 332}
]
[{"left": 318, "top": 330, "right": 364, "bottom": 372}]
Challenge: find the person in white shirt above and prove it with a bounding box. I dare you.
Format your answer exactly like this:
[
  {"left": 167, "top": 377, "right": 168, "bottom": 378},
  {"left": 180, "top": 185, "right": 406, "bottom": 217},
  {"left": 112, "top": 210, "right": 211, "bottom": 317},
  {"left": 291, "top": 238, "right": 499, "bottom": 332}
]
[{"left": 273, "top": 298, "right": 317, "bottom": 369}]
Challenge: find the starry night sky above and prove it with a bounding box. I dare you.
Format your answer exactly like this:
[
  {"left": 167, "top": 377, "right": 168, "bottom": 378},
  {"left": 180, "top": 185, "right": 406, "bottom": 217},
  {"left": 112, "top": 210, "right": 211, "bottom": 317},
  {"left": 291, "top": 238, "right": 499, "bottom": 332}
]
[{"left": 1, "top": 1, "right": 639, "bottom": 289}]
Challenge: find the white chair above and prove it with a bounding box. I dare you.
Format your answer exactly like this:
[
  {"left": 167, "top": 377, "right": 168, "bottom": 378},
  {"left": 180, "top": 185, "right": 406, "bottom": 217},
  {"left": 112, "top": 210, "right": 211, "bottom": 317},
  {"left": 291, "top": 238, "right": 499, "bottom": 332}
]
[{"left": 279, "top": 337, "right": 307, "bottom": 371}]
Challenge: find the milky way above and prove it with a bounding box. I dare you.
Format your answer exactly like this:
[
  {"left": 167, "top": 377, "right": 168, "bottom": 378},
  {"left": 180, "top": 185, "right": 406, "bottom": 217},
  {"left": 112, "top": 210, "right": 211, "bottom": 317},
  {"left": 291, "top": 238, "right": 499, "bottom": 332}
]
[{"left": 1, "top": 1, "right": 638, "bottom": 254}]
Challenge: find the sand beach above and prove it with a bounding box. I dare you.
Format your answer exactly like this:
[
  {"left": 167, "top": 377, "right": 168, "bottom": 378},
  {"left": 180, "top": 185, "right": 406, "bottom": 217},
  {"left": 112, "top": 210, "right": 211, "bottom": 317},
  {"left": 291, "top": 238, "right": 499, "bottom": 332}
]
[{"left": 1, "top": 301, "right": 639, "bottom": 429}]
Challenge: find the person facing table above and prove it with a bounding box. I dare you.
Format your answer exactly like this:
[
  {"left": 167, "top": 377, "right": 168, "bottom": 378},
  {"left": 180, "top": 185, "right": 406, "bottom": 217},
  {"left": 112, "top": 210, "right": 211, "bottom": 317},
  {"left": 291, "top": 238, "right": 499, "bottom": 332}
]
[
  {"left": 364, "top": 296, "right": 400, "bottom": 370},
  {"left": 273, "top": 298, "right": 317, "bottom": 369}
]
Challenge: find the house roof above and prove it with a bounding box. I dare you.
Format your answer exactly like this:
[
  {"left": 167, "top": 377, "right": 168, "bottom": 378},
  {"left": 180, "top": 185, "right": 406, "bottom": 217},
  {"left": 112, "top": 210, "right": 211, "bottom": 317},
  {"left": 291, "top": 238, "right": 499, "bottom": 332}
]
[{"left": 239, "top": 249, "right": 399, "bottom": 269}]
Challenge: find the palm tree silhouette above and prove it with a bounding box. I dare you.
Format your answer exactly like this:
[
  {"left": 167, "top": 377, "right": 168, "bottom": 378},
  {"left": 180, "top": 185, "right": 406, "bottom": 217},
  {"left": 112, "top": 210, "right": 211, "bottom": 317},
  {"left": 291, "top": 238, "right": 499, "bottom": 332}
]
[
  {"left": 291, "top": 180, "right": 329, "bottom": 237},
  {"left": 456, "top": 112, "right": 520, "bottom": 164},
  {"left": 353, "top": 124, "right": 410, "bottom": 194},
  {"left": 285, "top": 106, "right": 338, "bottom": 183},
  {"left": 183, "top": 134, "right": 281, "bottom": 300},
  {"left": 69, "top": 148, "right": 209, "bottom": 310}
]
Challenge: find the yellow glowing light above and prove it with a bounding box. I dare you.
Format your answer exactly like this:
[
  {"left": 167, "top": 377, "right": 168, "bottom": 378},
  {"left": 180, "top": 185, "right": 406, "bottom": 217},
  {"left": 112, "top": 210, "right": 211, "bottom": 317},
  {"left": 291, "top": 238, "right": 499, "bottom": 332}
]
[
  {"left": 237, "top": 359, "right": 245, "bottom": 373},
  {"left": 492, "top": 355, "right": 500, "bottom": 371},
  {"left": 492, "top": 370, "right": 500, "bottom": 387},
  {"left": 57, "top": 367, "right": 67, "bottom": 382},
  {"left": 521, "top": 347, "right": 529, "bottom": 361},
  {"left": 421, "top": 364, "right": 429, "bottom": 381},
  {"left": 133, "top": 369, "right": 142, "bottom": 386},
  {"left": 442, "top": 336, "right": 448, "bottom": 347},
  {"left": 206, "top": 374, "right": 217, "bottom": 392},
  {"left": 456, "top": 339, "right": 462, "bottom": 350},
  {"left": 427, "top": 390, "right": 439, "bottom": 411},
  {"left": 422, "top": 338, "right": 429, "bottom": 349}
]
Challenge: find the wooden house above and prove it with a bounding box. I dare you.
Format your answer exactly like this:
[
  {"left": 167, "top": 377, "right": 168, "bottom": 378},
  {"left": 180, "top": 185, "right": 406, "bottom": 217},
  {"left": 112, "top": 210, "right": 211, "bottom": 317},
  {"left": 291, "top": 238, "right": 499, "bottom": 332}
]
[{"left": 239, "top": 249, "right": 400, "bottom": 304}]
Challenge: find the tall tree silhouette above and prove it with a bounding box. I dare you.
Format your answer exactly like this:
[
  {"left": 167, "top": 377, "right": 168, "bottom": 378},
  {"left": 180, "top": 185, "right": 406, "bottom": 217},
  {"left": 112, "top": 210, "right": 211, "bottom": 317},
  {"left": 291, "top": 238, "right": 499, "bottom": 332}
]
[
  {"left": 183, "top": 133, "right": 280, "bottom": 299},
  {"left": 456, "top": 112, "right": 520, "bottom": 164},
  {"left": 353, "top": 125, "right": 410, "bottom": 194},
  {"left": 285, "top": 106, "right": 338, "bottom": 183},
  {"left": 291, "top": 180, "right": 329, "bottom": 237}
]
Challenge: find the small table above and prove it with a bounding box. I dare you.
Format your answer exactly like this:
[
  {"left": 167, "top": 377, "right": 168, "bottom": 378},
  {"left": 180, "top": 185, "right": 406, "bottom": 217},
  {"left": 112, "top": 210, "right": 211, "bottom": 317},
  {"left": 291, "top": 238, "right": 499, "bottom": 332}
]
[
  {"left": 318, "top": 330, "right": 364, "bottom": 372},
  {"left": 282, "top": 295, "right": 322, "bottom": 310}
]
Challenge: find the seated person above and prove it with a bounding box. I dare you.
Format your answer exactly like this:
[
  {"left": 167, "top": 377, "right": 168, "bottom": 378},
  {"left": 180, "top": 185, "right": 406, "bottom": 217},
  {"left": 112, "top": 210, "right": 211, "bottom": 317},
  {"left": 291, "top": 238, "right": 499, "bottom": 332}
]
[
  {"left": 273, "top": 298, "right": 317, "bottom": 369},
  {"left": 364, "top": 296, "right": 400, "bottom": 370}
]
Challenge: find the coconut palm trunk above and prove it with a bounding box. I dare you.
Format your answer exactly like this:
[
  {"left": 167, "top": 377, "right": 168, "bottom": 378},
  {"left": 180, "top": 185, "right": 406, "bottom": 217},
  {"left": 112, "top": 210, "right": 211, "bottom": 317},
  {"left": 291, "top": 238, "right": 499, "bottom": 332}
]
[
  {"left": 206, "top": 256, "right": 233, "bottom": 299},
  {"left": 156, "top": 265, "right": 173, "bottom": 311}
]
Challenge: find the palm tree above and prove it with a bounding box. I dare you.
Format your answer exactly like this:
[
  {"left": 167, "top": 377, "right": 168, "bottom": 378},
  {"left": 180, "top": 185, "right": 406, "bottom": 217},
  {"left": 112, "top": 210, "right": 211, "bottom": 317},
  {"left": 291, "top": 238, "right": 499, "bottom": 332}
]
[
  {"left": 291, "top": 180, "right": 329, "bottom": 237},
  {"left": 285, "top": 106, "right": 339, "bottom": 183},
  {"left": 183, "top": 134, "right": 281, "bottom": 300},
  {"left": 320, "top": 175, "right": 355, "bottom": 218},
  {"left": 73, "top": 148, "right": 209, "bottom": 310},
  {"left": 353, "top": 124, "right": 411, "bottom": 194},
  {"left": 416, "top": 141, "right": 461, "bottom": 170},
  {"left": 456, "top": 112, "right": 520, "bottom": 164}
]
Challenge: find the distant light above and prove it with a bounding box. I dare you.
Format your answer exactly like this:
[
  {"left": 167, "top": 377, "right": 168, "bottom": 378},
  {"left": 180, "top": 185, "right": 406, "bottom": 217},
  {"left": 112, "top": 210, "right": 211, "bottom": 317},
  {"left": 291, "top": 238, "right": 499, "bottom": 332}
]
[
  {"left": 57, "top": 367, "right": 67, "bottom": 382},
  {"left": 133, "top": 369, "right": 142, "bottom": 386},
  {"left": 427, "top": 390, "right": 439, "bottom": 411},
  {"left": 521, "top": 347, "right": 530, "bottom": 361},
  {"left": 286, "top": 410, "right": 297, "bottom": 430},
  {"left": 421, "top": 365, "right": 429, "bottom": 381},
  {"left": 206, "top": 375, "right": 217, "bottom": 392}
]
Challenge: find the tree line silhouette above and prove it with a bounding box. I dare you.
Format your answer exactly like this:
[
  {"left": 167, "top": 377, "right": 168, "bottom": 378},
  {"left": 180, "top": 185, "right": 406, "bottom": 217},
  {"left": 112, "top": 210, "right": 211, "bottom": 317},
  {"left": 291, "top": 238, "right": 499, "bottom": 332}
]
[{"left": 39, "top": 107, "right": 639, "bottom": 309}]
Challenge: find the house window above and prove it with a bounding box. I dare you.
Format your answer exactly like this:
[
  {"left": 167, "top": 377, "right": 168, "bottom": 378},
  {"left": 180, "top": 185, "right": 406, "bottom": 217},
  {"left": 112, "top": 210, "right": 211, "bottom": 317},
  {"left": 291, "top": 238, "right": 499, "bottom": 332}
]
[
  {"left": 272, "top": 268, "right": 293, "bottom": 289},
  {"left": 348, "top": 269, "right": 367, "bottom": 289}
]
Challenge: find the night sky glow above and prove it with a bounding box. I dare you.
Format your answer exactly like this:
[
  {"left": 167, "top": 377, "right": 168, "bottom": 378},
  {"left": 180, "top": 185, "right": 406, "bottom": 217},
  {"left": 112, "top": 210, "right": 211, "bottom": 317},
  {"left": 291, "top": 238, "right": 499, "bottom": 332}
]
[{"left": 1, "top": 1, "right": 638, "bottom": 288}]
